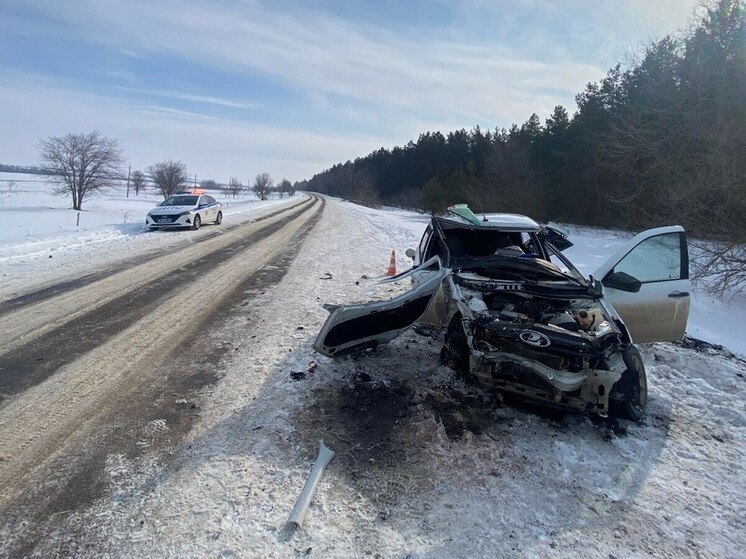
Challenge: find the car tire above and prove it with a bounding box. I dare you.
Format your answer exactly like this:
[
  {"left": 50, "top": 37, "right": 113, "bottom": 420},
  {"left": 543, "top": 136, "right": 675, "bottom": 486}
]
[
  {"left": 192, "top": 214, "right": 201, "bottom": 230},
  {"left": 609, "top": 345, "right": 648, "bottom": 422},
  {"left": 215, "top": 211, "right": 222, "bottom": 225},
  {"left": 440, "top": 314, "right": 470, "bottom": 374}
]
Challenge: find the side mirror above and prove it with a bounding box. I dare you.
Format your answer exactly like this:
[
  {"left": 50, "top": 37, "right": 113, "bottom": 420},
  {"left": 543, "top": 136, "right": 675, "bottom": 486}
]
[
  {"left": 603, "top": 271, "right": 642, "bottom": 293},
  {"left": 405, "top": 248, "right": 416, "bottom": 260}
]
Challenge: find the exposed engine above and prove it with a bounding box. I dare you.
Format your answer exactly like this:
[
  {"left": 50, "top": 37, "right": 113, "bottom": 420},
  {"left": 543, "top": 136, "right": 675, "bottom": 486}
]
[
  {"left": 466, "top": 291, "right": 617, "bottom": 355},
  {"left": 453, "top": 285, "right": 625, "bottom": 413}
]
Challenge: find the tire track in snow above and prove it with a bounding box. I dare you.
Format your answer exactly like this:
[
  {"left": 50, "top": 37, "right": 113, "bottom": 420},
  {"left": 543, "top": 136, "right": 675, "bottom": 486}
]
[
  {"left": 0, "top": 197, "right": 315, "bottom": 403},
  {"left": 0, "top": 196, "right": 314, "bottom": 357},
  {"left": 0, "top": 197, "right": 322, "bottom": 507},
  {"left": 0, "top": 196, "right": 309, "bottom": 312}
]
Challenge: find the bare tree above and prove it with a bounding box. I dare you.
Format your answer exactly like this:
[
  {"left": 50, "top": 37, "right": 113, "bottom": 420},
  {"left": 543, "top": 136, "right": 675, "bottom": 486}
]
[
  {"left": 227, "top": 176, "right": 243, "bottom": 198},
  {"left": 691, "top": 240, "right": 746, "bottom": 295},
  {"left": 278, "top": 178, "right": 293, "bottom": 198},
  {"left": 148, "top": 160, "right": 188, "bottom": 199},
  {"left": 39, "top": 131, "right": 123, "bottom": 210},
  {"left": 252, "top": 172, "right": 273, "bottom": 200},
  {"left": 131, "top": 170, "right": 146, "bottom": 196}
]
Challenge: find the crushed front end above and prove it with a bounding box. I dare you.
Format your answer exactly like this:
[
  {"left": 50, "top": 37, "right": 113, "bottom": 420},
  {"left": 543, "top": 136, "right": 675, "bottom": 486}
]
[{"left": 447, "top": 274, "right": 629, "bottom": 416}]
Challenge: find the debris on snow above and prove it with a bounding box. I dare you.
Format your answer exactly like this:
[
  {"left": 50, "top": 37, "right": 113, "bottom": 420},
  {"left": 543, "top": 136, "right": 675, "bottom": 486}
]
[{"left": 285, "top": 440, "right": 335, "bottom": 533}]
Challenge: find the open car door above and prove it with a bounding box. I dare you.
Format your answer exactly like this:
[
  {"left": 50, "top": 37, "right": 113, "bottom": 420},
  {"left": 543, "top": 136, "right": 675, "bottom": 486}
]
[
  {"left": 594, "top": 226, "right": 690, "bottom": 343},
  {"left": 313, "top": 257, "right": 448, "bottom": 357}
]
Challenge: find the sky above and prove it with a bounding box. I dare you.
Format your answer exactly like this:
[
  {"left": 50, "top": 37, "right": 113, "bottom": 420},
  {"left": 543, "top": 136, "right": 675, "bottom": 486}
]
[{"left": 0, "top": 0, "right": 699, "bottom": 184}]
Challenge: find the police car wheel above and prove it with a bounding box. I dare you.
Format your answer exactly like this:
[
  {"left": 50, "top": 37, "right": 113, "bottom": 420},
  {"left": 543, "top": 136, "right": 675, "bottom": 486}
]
[
  {"left": 192, "top": 214, "right": 201, "bottom": 230},
  {"left": 215, "top": 211, "right": 223, "bottom": 225}
]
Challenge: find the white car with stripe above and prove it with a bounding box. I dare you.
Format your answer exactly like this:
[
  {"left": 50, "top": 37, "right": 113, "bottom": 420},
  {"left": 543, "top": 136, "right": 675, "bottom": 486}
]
[{"left": 146, "top": 193, "right": 223, "bottom": 231}]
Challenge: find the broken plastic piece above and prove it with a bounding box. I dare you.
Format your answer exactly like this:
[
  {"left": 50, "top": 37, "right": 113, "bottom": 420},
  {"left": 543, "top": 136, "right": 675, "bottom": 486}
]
[{"left": 286, "top": 440, "right": 335, "bottom": 531}]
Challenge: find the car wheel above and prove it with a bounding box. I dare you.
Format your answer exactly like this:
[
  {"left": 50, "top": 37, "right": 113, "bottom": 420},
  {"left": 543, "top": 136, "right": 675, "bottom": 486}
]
[
  {"left": 215, "top": 211, "right": 223, "bottom": 225},
  {"left": 440, "top": 314, "right": 470, "bottom": 374},
  {"left": 609, "top": 345, "right": 648, "bottom": 422},
  {"left": 192, "top": 214, "right": 201, "bottom": 230}
]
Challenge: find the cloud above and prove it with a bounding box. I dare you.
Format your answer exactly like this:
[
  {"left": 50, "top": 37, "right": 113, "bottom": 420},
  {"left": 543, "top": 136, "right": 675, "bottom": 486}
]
[
  {"left": 0, "top": 74, "right": 391, "bottom": 181},
  {"left": 10, "top": 0, "right": 606, "bottom": 124},
  {"left": 116, "top": 87, "right": 262, "bottom": 110},
  {"left": 1, "top": 0, "right": 700, "bottom": 178}
]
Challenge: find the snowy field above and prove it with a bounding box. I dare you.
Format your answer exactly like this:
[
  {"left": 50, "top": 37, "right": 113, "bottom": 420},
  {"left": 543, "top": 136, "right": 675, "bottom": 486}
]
[
  {"left": 17, "top": 197, "right": 744, "bottom": 558},
  {"left": 0, "top": 176, "right": 302, "bottom": 300}
]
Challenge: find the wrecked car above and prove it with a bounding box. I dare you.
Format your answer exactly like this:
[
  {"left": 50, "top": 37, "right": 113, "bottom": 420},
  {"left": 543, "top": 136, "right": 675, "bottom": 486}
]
[{"left": 313, "top": 205, "right": 691, "bottom": 421}]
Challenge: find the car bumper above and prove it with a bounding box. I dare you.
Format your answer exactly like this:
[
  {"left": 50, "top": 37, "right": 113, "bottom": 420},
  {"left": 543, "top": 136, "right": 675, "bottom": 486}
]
[
  {"left": 468, "top": 349, "right": 624, "bottom": 415},
  {"left": 146, "top": 214, "right": 193, "bottom": 228}
]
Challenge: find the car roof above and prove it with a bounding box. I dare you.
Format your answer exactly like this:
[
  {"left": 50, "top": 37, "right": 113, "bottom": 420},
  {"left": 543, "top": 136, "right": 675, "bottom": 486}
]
[
  {"left": 480, "top": 213, "right": 541, "bottom": 231},
  {"left": 438, "top": 207, "right": 541, "bottom": 232}
]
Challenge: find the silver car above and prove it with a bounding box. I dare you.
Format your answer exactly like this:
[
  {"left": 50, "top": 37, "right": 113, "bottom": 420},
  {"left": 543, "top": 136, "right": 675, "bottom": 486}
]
[
  {"left": 146, "top": 193, "right": 223, "bottom": 231},
  {"left": 314, "top": 204, "right": 691, "bottom": 422}
]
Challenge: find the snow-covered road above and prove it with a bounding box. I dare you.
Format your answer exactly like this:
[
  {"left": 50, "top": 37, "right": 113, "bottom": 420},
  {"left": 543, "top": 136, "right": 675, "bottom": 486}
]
[
  {"left": 1, "top": 196, "right": 744, "bottom": 558},
  {"left": 0, "top": 179, "right": 301, "bottom": 301}
]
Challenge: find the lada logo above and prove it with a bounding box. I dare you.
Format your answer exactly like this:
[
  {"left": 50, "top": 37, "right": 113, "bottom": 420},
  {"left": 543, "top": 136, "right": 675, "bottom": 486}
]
[{"left": 519, "top": 330, "right": 551, "bottom": 348}]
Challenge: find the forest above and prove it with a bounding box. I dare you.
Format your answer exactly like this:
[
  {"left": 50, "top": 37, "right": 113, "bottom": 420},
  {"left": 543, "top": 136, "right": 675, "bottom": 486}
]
[{"left": 302, "top": 0, "right": 745, "bottom": 289}]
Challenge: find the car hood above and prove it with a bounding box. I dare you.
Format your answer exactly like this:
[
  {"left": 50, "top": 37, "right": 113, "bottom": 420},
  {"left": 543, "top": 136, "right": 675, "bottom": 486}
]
[
  {"left": 453, "top": 255, "right": 582, "bottom": 284},
  {"left": 150, "top": 205, "right": 195, "bottom": 215}
]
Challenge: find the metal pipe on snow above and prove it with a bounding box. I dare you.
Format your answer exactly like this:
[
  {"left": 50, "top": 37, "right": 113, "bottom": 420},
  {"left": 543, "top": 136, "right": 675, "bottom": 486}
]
[{"left": 286, "top": 440, "right": 335, "bottom": 530}]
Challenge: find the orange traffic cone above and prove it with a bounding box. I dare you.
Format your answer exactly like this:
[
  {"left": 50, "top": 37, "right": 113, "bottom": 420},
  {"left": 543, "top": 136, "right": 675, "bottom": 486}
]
[{"left": 385, "top": 250, "right": 397, "bottom": 276}]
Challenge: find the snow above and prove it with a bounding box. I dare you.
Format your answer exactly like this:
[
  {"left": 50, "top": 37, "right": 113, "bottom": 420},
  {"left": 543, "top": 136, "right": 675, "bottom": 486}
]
[
  {"left": 21, "top": 197, "right": 744, "bottom": 558},
  {"left": 0, "top": 176, "right": 302, "bottom": 301}
]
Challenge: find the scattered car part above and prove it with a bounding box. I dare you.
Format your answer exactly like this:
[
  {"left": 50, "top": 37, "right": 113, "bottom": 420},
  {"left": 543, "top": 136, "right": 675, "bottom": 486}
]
[{"left": 286, "top": 440, "right": 335, "bottom": 531}]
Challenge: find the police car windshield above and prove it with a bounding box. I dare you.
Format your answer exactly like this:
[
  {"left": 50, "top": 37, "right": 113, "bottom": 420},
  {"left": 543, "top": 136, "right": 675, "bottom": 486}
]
[{"left": 161, "top": 195, "right": 198, "bottom": 206}]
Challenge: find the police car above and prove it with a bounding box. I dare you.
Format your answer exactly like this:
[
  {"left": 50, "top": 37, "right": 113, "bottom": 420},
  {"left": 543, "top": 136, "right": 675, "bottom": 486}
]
[{"left": 146, "top": 191, "right": 223, "bottom": 231}]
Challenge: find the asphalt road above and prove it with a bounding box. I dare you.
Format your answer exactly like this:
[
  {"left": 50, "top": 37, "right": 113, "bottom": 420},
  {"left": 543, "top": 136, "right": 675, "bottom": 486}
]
[{"left": 0, "top": 194, "right": 323, "bottom": 556}]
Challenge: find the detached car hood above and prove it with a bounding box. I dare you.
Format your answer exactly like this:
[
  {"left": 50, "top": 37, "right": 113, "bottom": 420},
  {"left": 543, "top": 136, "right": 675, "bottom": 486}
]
[{"left": 314, "top": 257, "right": 448, "bottom": 357}]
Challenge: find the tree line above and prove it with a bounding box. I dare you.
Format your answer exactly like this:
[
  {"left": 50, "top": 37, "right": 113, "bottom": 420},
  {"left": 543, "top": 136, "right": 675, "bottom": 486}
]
[
  {"left": 36, "top": 133, "right": 292, "bottom": 210},
  {"left": 303, "top": 0, "right": 745, "bottom": 291}
]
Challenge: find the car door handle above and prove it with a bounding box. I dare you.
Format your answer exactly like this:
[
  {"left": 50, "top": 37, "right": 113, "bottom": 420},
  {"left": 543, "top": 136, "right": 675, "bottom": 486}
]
[{"left": 668, "top": 291, "right": 689, "bottom": 298}]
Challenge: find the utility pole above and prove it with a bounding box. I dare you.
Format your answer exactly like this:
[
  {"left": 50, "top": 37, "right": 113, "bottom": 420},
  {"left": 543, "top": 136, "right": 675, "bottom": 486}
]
[
  {"left": 126, "top": 165, "right": 131, "bottom": 198},
  {"left": 194, "top": 173, "right": 197, "bottom": 188}
]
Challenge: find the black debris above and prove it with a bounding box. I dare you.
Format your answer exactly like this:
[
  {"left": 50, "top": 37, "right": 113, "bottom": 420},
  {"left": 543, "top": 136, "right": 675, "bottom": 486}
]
[{"left": 413, "top": 325, "right": 436, "bottom": 337}]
